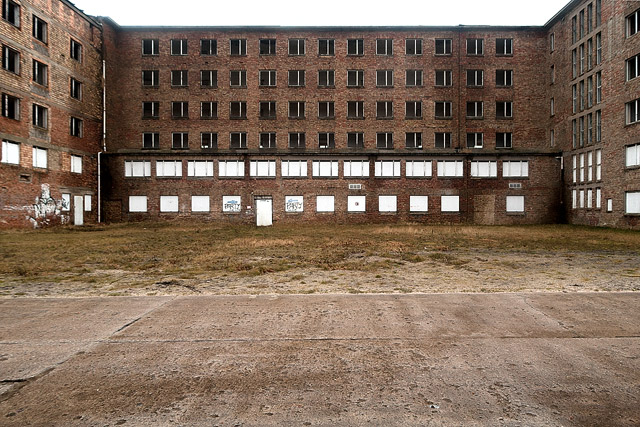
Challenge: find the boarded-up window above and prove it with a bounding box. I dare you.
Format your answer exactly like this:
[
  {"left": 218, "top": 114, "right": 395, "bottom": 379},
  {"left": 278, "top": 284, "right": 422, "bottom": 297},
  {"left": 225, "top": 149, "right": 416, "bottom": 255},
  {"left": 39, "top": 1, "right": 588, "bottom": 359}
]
[
  {"left": 406, "top": 161, "right": 432, "bottom": 177},
  {"left": 410, "top": 196, "right": 428, "bottom": 212},
  {"left": 156, "top": 161, "right": 182, "bottom": 177},
  {"left": 285, "top": 196, "right": 304, "bottom": 213},
  {"left": 250, "top": 160, "right": 276, "bottom": 177},
  {"left": 506, "top": 195, "right": 525, "bottom": 213},
  {"left": 626, "top": 192, "right": 640, "bottom": 214},
  {"left": 129, "top": 196, "right": 148, "bottom": 212},
  {"left": 187, "top": 161, "right": 214, "bottom": 177},
  {"left": 437, "top": 161, "right": 463, "bottom": 177},
  {"left": 470, "top": 161, "right": 497, "bottom": 178},
  {"left": 316, "top": 196, "right": 335, "bottom": 212},
  {"left": 441, "top": 196, "right": 460, "bottom": 212},
  {"left": 312, "top": 161, "right": 339, "bottom": 177},
  {"left": 375, "top": 160, "right": 401, "bottom": 177},
  {"left": 378, "top": 196, "right": 397, "bottom": 212},
  {"left": 503, "top": 161, "right": 529, "bottom": 178},
  {"left": 348, "top": 195, "right": 366, "bottom": 212},
  {"left": 219, "top": 160, "right": 245, "bottom": 177},
  {"left": 84, "top": 195, "right": 92, "bottom": 212},
  {"left": 223, "top": 196, "right": 241, "bottom": 213},
  {"left": 191, "top": 196, "right": 210, "bottom": 212},
  {"left": 61, "top": 194, "right": 71, "bottom": 211},
  {"left": 125, "top": 160, "right": 151, "bottom": 177},
  {"left": 344, "top": 160, "right": 369, "bottom": 177},
  {"left": 1, "top": 140, "right": 19, "bottom": 164},
  {"left": 281, "top": 160, "right": 307, "bottom": 177},
  {"left": 160, "top": 196, "right": 179, "bottom": 212}
]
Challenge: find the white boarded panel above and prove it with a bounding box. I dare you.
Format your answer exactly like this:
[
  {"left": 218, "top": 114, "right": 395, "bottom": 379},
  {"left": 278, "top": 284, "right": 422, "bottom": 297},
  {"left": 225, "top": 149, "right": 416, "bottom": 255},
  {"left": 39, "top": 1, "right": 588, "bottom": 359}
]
[
  {"left": 506, "top": 195, "right": 524, "bottom": 212},
  {"left": 191, "top": 196, "right": 210, "bottom": 212},
  {"left": 285, "top": 195, "right": 304, "bottom": 212},
  {"left": 626, "top": 192, "right": 640, "bottom": 214},
  {"left": 378, "top": 195, "right": 397, "bottom": 212},
  {"left": 160, "top": 196, "right": 179, "bottom": 212},
  {"left": 129, "top": 196, "right": 147, "bottom": 212},
  {"left": 316, "top": 195, "right": 334, "bottom": 212},
  {"left": 410, "top": 196, "right": 428, "bottom": 212},
  {"left": 348, "top": 195, "right": 366, "bottom": 212},
  {"left": 441, "top": 195, "right": 459, "bottom": 212}
]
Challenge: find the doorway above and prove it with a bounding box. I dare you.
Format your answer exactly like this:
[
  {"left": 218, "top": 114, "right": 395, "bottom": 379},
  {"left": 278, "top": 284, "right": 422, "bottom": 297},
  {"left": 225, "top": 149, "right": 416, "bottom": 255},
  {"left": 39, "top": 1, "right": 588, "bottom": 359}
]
[
  {"left": 73, "top": 196, "right": 84, "bottom": 225},
  {"left": 255, "top": 197, "right": 273, "bottom": 226}
]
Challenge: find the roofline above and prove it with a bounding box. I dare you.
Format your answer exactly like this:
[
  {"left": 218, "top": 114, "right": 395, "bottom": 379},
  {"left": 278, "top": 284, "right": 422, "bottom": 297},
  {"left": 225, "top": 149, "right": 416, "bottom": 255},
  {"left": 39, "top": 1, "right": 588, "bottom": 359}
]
[
  {"left": 544, "top": 0, "right": 580, "bottom": 28},
  {"left": 59, "top": 0, "right": 101, "bottom": 27},
  {"left": 112, "top": 25, "right": 544, "bottom": 33}
]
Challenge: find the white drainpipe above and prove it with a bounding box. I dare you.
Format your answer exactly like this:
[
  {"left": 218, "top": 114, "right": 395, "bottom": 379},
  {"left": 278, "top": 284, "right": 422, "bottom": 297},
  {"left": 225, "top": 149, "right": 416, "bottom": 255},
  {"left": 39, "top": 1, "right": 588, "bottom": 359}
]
[{"left": 98, "top": 59, "right": 106, "bottom": 223}]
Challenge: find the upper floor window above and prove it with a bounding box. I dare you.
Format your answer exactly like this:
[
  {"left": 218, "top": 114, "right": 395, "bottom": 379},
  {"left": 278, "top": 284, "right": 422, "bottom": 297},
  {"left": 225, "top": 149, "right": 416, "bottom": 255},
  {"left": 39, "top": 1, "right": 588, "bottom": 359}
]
[
  {"left": 376, "top": 101, "right": 393, "bottom": 119},
  {"left": 318, "top": 39, "right": 335, "bottom": 56},
  {"left": 466, "top": 101, "right": 483, "bottom": 118},
  {"left": 496, "top": 38, "right": 513, "bottom": 56},
  {"left": 142, "top": 39, "right": 158, "bottom": 56},
  {"left": 406, "top": 69, "right": 423, "bottom": 87},
  {"left": 347, "top": 101, "right": 364, "bottom": 119},
  {"left": 405, "top": 132, "right": 422, "bottom": 149},
  {"left": 260, "top": 70, "right": 276, "bottom": 87},
  {"left": 201, "top": 70, "right": 217, "bottom": 88},
  {"left": 496, "top": 69, "right": 513, "bottom": 87},
  {"left": 288, "top": 38, "right": 305, "bottom": 55},
  {"left": 201, "top": 39, "right": 217, "bottom": 55},
  {"left": 259, "top": 101, "right": 276, "bottom": 119},
  {"left": 33, "top": 146, "right": 47, "bottom": 169},
  {"left": 142, "top": 70, "right": 159, "bottom": 87},
  {"left": 627, "top": 98, "right": 640, "bottom": 125},
  {"left": 376, "top": 39, "right": 393, "bottom": 56},
  {"left": 318, "top": 69, "right": 334, "bottom": 87},
  {"left": 347, "top": 132, "right": 364, "bottom": 148},
  {"left": 32, "top": 60, "right": 48, "bottom": 86},
  {"left": 32, "top": 104, "right": 48, "bottom": 128},
  {"left": 288, "top": 70, "right": 305, "bottom": 87},
  {"left": 435, "top": 132, "right": 451, "bottom": 149},
  {"left": 318, "top": 132, "right": 335, "bottom": 149},
  {"left": 260, "top": 39, "right": 276, "bottom": 55},
  {"left": 70, "top": 77, "right": 82, "bottom": 100},
  {"left": 230, "top": 132, "right": 247, "bottom": 149},
  {"left": 32, "top": 15, "right": 47, "bottom": 44},
  {"left": 171, "top": 101, "right": 188, "bottom": 119},
  {"left": 201, "top": 132, "right": 217, "bottom": 149},
  {"left": 435, "top": 101, "right": 452, "bottom": 119},
  {"left": 1, "top": 139, "right": 19, "bottom": 164},
  {"left": 435, "top": 70, "right": 452, "bottom": 87},
  {"left": 2, "top": 93, "right": 19, "bottom": 120},
  {"left": 376, "top": 132, "right": 393, "bottom": 149},
  {"left": 466, "top": 132, "right": 484, "bottom": 148},
  {"left": 171, "top": 70, "right": 188, "bottom": 87},
  {"left": 405, "top": 101, "right": 422, "bottom": 119},
  {"left": 405, "top": 38, "right": 422, "bottom": 55},
  {"left": 626, "top": 143, "right": 640, "bottom": 168},
  {"left": 347, "top": 39, "right": 364, "bottom": 56},
  {"left": 628, "top": 9, "right": 640, "bottom": 38},
  {"left": 230, "top": 101, "right": 247, "bottom": 119},
  {"left": 142, "top": 133, "right": 159, "bottom": 149},
  {"left": 289, "top": 132, "right": 305, "bottom": 149},
  {"left": 466, "top": 38, "right": 484, "bottom": 55},
  {"left": 627, "top": 54, "right": 639, "bottom": 81},
  {"left": 170, "top": 39, "right": 188, "bottom": 55},
  {"left": 2, "top": 45, "right": 19, "bottom": 74},
  {"left": 318, "top": 101, "right": 334, "bottom": 119},
  {"left": 466, "top": 69, "right": 483, "bottom": 87},
  {"left": 230, "top": 70, "right": 247, "bottom": 87},
  {"left": 172, "top": 133, "right": 189, "bottom": 149},
  {"left": 230, "top": 39, "right": 246, "bottom": 56},
  {"left": 70, "top": 117, "right": 83, "bottom": 138},
  {"left": 288, "top": 101, "right": 305, "bottom": 119},
  {"left": 435, "top": 38, "right": 452, "bottom": 55},
  {"left": 2, "top": 0, "right": 20, "bottom": 27},
  {"left": 347, "top": 69, "right": 364, "bottom": 87},
  {"left": 550, "top": 33, "right": 555, "bottom": 52},
  {"left": 496, "top": 132, "right": 513, "bottom": 149},
  {"left": 376, "top": 70, "right": 393, "bottom": 87},
  {"left": 259, "top": 133, "right": 276, "bottom": 149},
  {"left": 142, "top": 101, "right": 159, "bottom": 119},
  {"left": 496, "top": 101, "right": 513, "bottom": 119},
  {"left": 70, "top": 39, "right": 82, "bottom": 62}
]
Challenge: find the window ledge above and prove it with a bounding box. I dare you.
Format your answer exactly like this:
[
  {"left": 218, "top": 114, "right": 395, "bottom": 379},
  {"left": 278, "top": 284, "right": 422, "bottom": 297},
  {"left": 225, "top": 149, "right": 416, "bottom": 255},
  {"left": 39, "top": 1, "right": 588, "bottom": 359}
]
[
  {"left": 142, "top": 85, "right": 159, "bottom": 89},
  {"left": 318, "top": 85, "right": 335, "bottom": 89},
  {"left": 142, "top": 117, "right": 159, "bottom": 120},
  {"left": 259, "top": 85, "right": 276, "bottom": 88},
  {"left": 230, "top": 117, "right": 247, "bottom": 120},
  {"left": 288, "top": 117, "right": 306, "bottom": 120},
  {"left": 171, "top": 85, "right": 188, "bottom": 89},
  {"left": 405, "top": 117, "right": 423, "bottom": 120},
  {"left": 259, "top": 117, "right": 277, "bottom": 120},
  {"left": 318, "top": 117, "right": 335, "bottom": 120},
  {"left": 347, "top": 117, "right": 365, "bottom": 120},
  {"left": 230, "top": 86, "right": 247, "bottom": 89},
  {"left": 200, "top": 85, "right": 218, "bottom": 89},
  {"left": 376, "top": 117, "right": 394, "bottom": 120},
  {"left": 506, "top": 212, "right": 525, "bottom": 216},
  {"left": 172, "top": 117, "right": 189, "bottom": 120}
]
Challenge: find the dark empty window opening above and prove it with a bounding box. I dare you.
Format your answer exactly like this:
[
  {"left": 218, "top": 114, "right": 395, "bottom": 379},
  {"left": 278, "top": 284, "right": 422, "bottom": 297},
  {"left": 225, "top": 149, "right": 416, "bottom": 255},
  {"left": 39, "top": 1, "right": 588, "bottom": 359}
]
[
  {"left": 142, "top": 101, "right": 159, "bottom": 119},
  {"left": 289, "top": 132, "right": 305, "bottom": 149},
  {"left": 172, "top": 101, "right": 188, "bottom": 119},
  {"left": 288, "top": 101, "right": 305, "bottom": 119},
  {"left": 406, "top": 39, "right": 422, "bottom": 55},
  {"left": 260, "top": 39, "right": 276, "bottom": 55},
  {"left": 376, "top": 70, "right": 393, "bottom": 87},
  {"left": 201, "top": 101, "right": 218, "bottom": 119},
  {"left": 172, "top": 132, "right": 188, "bottom": 149},
  {"left": 318, "top": 132, "right": 335, "bottom": 149},
  {"left": 230, "top": 39, "right": 246, "bottom": 56},
  {"left": 70, "top": 78, "right": 82, "bottom": 100},
  {"left": 230, "top": 70, "right": 246, "bottom": 87},
  {"left": 2, "top": 45, "right": 20, "bottom": 74},
  {"left": 33, "top": 16, "right": 48, "bottom": 44},
  {"left": 496, "top": 132, "right": 513, "bottom": 148},
  {"left": 406, "top": 70, "right": 423, "bottom": 87},
  {"left": 318, "top": 39, "right": 335, "bottom": 56},
  {"left": 171, "top": 70, "right": 188, "bottom": 87},
  {"left": 70, "top": 39, "right": 82, "bottom": 61},
  {"left": 406, "top": 101, "right": 422, "bottom": 119},
  {"left": 259, "top": 132, "right": 276, "bottom": 149},
  {"left": 70, "top": 117, "right": 83, "bottom": 137},
  {"left": 405, "top": 132, "right": 422, "bottom": 149},
  {"left": 260, "top": 70, "right": 276, "bottom": 86},
  {"left": 348, "top": 132, "right": 364, "bottom": 149},
  {"left": 435, "top": 132, "right": 452, "bottom": 148},
  {"left": 376, "top": 132, "right": 393, "bottom": 149},
  {"left": 142, "top": 39, "right": 159, "bottom": 55},
  {"left": 143, "top": 70, "right": 159, "bottom": 87},
  {"left": 33, "top": 60, "right": 48, "bottom": 86},
  {"left": 289, "top": 39, "right": 305, "bottom": 55},
  {"left": 466, "top": 101, "right": 483, "bottom": 118},
  {"left": 230, "top": 101, "right": 247, "bottom": 119},
  {"left": 496, "top": 69, "right": 513, "bottom": 87},
  {"left": 171, "top": 39, "right": 188, "bottom": 55},
  {"left": 201, "top": 132, "right": 218, "bottom": 149},
  {"left": 2, "top": 93, "right": 20, "bottom": 120},
  {"left": 347, "top": 70, "right": 364, "bottom": 87},
  {"left": 496, "top": 101, "right": 513, "bottom": 118},
  {"left": 318, "top": 101, "right": 334, "bottom": 119},
  {"left": 288, "top": 70, "right": 305, "bottom": 87},
  {"left": 259, "top": 101, "right": 276, "bottom": 119},
  {"left": 318, "top": 70, "right": 334, "bottom": 87},
  {"left": 466, "top": 38, "right": 484, "bottom": 55},
  {"left": 435, "top": 38, "right": 452, "bottom": 55},
  {"left": 201, "top": 70, "right": 217, "bottom": 87},
  {"left": 466, "top": 69, "right": 483, "bottom": 87},
  {"left": 435, "top": 70, "right": 452, "bottom": 87},
  {"left": 3, "top": 0, "right": 20, "bottom": 27},
  {"left": 496, "top": 38, "right": 513, "bottom": 56},
  {"left": 347, "top": 39, "right": 364, "bottom": 56},
  {"left": 347, "top": 101, "right": 364, "bottom": 119},
  {"left": 466, "top": 132, "right": 484, "bottom": 148},
  {"left": 143, "top": 132, "right": 159, "bottom": 149},
  {"left": 435, "top": 101, "right": 452, "bottom": 118},
  {"left": 201, "top": 39, "right": 217, "bottom": 55},
  {"left": 230, "top": 132, "right": 247, "bottom": 149},
  {"left": 376, "top": 39, "right": 393, "bottom": 55},
  {"left": 376, "top": 101, "right": 393, "bottom": 119}
]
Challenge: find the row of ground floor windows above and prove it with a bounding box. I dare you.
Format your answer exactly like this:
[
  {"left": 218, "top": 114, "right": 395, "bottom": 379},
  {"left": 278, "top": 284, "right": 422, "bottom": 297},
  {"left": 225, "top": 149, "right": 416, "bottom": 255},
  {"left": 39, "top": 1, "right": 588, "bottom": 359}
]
[
  {"left": 128, "top": 195, "right": 526, "bottom": 214},
  {"left": 570, "top": 189, "right": 640, "bottom": 214}
]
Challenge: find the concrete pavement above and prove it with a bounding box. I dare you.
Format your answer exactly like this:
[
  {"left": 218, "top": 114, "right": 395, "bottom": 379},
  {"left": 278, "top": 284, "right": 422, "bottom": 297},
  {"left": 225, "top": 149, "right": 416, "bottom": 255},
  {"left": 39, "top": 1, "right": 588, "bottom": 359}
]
[{"left": 0, "top": 293, "right": 639, "bottom": 426}]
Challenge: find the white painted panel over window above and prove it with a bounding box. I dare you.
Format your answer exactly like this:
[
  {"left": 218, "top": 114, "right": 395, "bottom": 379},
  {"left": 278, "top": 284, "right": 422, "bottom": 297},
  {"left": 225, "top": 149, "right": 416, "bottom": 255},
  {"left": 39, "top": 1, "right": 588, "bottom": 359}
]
[
  {"left": 375, "top": 160, "right": 401, "bottom": 177},
  {"left": 572, "top": 189, "right": 577, "bottom": 209},
  {"left": 316, "top": 195, "right": 335, "bottom": 212},
  {"left": 129, "top": 196, "right": 148, "bottom": 212},
  {"left": 626, "top": 144, "right": 640, "bottom": 167},
  {"left": 626, "top": 192, "right": 640, "bottom": 214},
  {"left": 219, "top": 160, "right": 244, "bottom": 177},
  {"left": 61, "top": 194, "right": 71, "bottom": 211},
  {"left": 503, "top": 161, "right": 529, "bottom": 178},
  {"left": 191, "top": 196, "right": 210, "bottom": 212},
  {"left": 410, "top": 196, "right": 428, "bottom": 212},
  {"left": 344, "top": 160, "right": 369, "bottom": 177},
  {"left": 33, "top": 147, "right": 47, "bottom": 169},
  {"left": 579, "top": 189, "right": 585, "bottom": 208},
  {"left": 285, "top": 195, "right": 304, "bottom": 212},
  {"left": 222, "top": 195, "right": 241, "bottom": 212},
  {"left": 156, "top": 160, "right": 182, "bottom": 177},
  {"left": 348, "top": 195, "right": 366, "bottom": 212},
  {"left": 596, "top": 188, "right": 601, "bottom": 208},
  {"left": 160, "top": 196, "right": 179, "bottom": 212},
  {"left": 312, "top": 161, "right": 339, "bottom": 177},
  {"left": 125, "top": 161, "right": 151, "bottom": 177},
  {"left": 281, "top": 160, "right": 308, "bottom": 177},
  {"left": 250, "top": 160, "right": 276, "bottom": 177},
  {"left": 378, "top": 195, "right": 397, "bottom": 212},
  {"left": 506, "top": 195, "right": 525, "bottom": 213},
  {"left": 471, "top": 161, "right": 497, "bottom": 177},
  {"left": 70, "top": 155, "right": 82, "bottom": 174},
  {"left": 437, "top": 160, "right": 463, "bottom": 177},
  {"left": 587, "top": 189, "right": 593, "bottom": 208},
  {"left": 188, "top": 161, "right": 214, "bottom": 177},
  {"left": 84, "top": 195, "right": 92, "bottom": 211},
  {"left": 1, "top": 140, "right": 19, "bottom": 164},
  {"left": 406, "top": 161, "right": 432, "bottom": 177},
  {"left": 441, "top": 195, "right": 460, "bottom": 212}
]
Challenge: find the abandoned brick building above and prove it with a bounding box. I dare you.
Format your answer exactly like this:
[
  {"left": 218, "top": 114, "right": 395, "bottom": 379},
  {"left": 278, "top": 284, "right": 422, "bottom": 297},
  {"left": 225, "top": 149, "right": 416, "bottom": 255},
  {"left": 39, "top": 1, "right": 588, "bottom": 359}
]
[{"left": 1, "top": 0, "right": 639, "bottom": 228}]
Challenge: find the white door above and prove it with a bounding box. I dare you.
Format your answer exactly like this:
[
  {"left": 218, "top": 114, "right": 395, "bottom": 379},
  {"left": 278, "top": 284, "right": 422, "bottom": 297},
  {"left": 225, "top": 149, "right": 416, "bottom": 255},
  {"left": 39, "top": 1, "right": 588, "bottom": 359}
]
[
  {"left": 256, "top": 198, "right": 273, "bottom": 226},
  {"left": 73, "top": 196, "right": 84, "bottom": 225}
]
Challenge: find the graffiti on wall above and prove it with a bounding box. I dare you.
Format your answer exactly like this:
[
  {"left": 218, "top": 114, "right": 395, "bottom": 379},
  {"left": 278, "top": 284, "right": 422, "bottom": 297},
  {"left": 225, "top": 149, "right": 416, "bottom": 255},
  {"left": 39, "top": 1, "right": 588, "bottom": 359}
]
[{"left": 26, "top": 184, "right": 69, "bottom": 228}]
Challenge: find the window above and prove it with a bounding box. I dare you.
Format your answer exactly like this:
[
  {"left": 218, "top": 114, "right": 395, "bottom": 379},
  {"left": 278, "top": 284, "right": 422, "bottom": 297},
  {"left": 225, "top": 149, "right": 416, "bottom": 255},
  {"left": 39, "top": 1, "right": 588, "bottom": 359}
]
[
  {"left": 347, "top": 39, "right": 364, "bottom": 56},
  {"left": 69, "top": 117, "right": 83, "bottom": 137},
  {"left": 289, "top": 132, "right": 305, "bottom": 148},
  {"left": 406, "top": 70, "right": 423, "bottom": 87},
  {"left": 587, "top": 151, "right": 594, "bottom": 181},
  {"left": 318, "top": 132, "right": 335, "bottom": 149},
  {"left": 170, "top": 39, "right": 187, "bottom": 55},
  {"left": 587, "top": 113, "right": 593, "bottom": 144},
  {"left": 347, "top": 132, "right": 364, "bottom": 148},
  {"left": 587, "top": 3, "right": 593, "bottom": 33},
  {"left": 470, "top": 161, "right": 497, "bottom": 178},
  {"left": 156, "top": 161, "right": 182, "bottom": 177},
  {"left": 70, "top": 78, "right": 82, "bottom": 100},
  {"left": 172, "top": 101, "right": 188, "bottom": 118},
  {"left": 467, "top": 69, "right": 484, "bottom": 87},
  {"left": 627, "top": 54, "right": 639, "bottom": 81},
  {"left": 312, "top": 160, "right": 338, "bottom": 177},
  {"left": 376, "top": 70, "right": 393, "bottom": 87},
  {"left": 628, "top": 9, "right": 640, "bottom": 37},
  {"left": 201, "top": 101, "right": 218, "bottom": 119},
  {"left": 375, "top": 160, "right": 400, "bottom": 177},
  {"left": 143, "top": 70, "right": 159, "bottom": 87},
  {"left": 84, "top": 195, "right": 92, "bottom": 212},
  {"left": 406, "top": 160, "right": 432, "bottom": 177},
  {"left": 230, "top": 70, "right": 246, "bottom": 87},
  {"left": 344, "top": 160, "right": 369, "bottom": 177},
  {"left": 580, "top": 10, "right": 585, "bottom": 39},
  {"left": 376, "top": 132, "right": 393, "bottom": 149},
  {"left": 259, "top": 132, "right": 276, "bottom": 149},
  {"left": 230, "top": 101, "right": 247, "bottom": 119},
  {"left": 347, "top": 70, "right": 364, "bottom": 87},
  {"left": 572, "top": 189, "right": 578, "bottom": 209},
  {"left": 281, "top": 160, "right": 307, "bottom": 177},
  {"left": 379, "top": 196, "right": 397, "bottom": 213},
  {"left": 435, "top": 101, "right": 452, "bottom": 118},
  {"left": 347, "top": 101, "right": 364, "bottom": 119},
  {"left": 406, "top": 101, "right": 422, "bottom": 119},
  {"left": 201, "top": 132, "right": 217, "bottom": 149},
  {"left": 124, "top": 161, "right": 151, "bottom": 177},
  {"left": 285, "top": 196, "right": 304, "bottom": 213},
  {"left": 410, "top": 196, "right": 428, "bottom": 212},
  {"left": 188, "top": 160, "right": 214, "bottom": 177},
  {"left": 572, "top": 155, "right": 577, "bottom": 183},
  {"left": 572, "top": 84, "right": 578, "bottom": 113},
  {"left": 496, "top": 38, "right": 513, "bottom": 56},
  {"left": 572, "top": 16, "right": 578, "bottom": 43},
  {"left": 627, "top": 143, "right": 640, "bottom": 168},
  {"left": 503, "top": 161, "right": 528, "bottom": 177},
  {"left": 192, "top": 196, "right": 210, "bottom": 213},
  {"left": 288, "top": 70, "right": 305, "bottom": 87},
  {"left": 171, "top": 70, "right": 188, "bottom": 87},
  {"left": 496, "top": 69, "right": 513, "bottom": 87},
  {"left": 551, "top": 97, "right": 555, "bottom": 116},
  {"left": 2, "top": 93, "right": 19, "bottom": 120},
  {"left": 318, "top": 70, "right": 334, "bottom": 87},
  {"left": 596, "top": 33, "right": 602, "bottom": 64},
  {"left": 348, "top": 196, "right": 366, "bottom": 212},
  {"left": 496, "top": 101, "right": 513, "bottom": 119},
  {"left": 579, "top": 44, "right": 585, "bottom": 74},
  {"left": 376, "top": 39, "right": 393, "bottom": 55},
  {"left": 466, "top": 38, "right": 483, "bottom": 55},
  {"left": 627, "top": 98, "right": 640, "bottom": 124},
  {"left": 551, "top": 65, "right": 556, "bottom": 84},
  {"left": 1, "top": 140, "right": 19, "bottom": 164},
  {"left": 260, "top": 39, "right": 276, "bottom": 55},
  {"left": 142, "top": 39, "right": 159, "bottom": 55},
  {"left": 2, "top": 45, "right": 19, "bottom": 74},
  {"left": 587, "top": 38, "right": 593, "bottom": 70},
  {"left": 596, "top": 71, "right": 602, "bottom": 103},
  {"left": 405, "top": 132, "right": 422, "bottom": 149},
  {"left": 172, "top": 132, "right": 188, "bottom": 149},
  {"left": 572, "top": 49, "right": 577, "bottom": 78},
  {"left": 259, "top": 101, "right": 276, "bottom": 119},
  {"left": 466, "top": 101, "right": 483, "bottom": 118},
  {"left": 129, "top": 196, "right": 148, "bottom": 213},
  {"left": 32, "top": 15, "right": 47, "bottom": 44},
  {"left": 316, "top": 196, "right": 334, "bottom": 212},
  {"left": 201, "top": 70, "right": 217, "bottom": 88},
  {"left": 596, "top": 0, "right": 602, "bottom": 27},
  {"left": 580, "top": 153, "right": 585, "bottom": 182},
  {"left": 579, "top": 116, "right": 585, "bottom": 146},
  {"left": 318, "top": 39, "right": 335, "bottom": 56},
  {"left": 550, "top": 33, "right": 555, "bottom": 52},
  {"left": 32, "top": 104, "right": 47, "bottom": 128},
  {"left": 243, "top": 160, "right": 272, "bottom": 182},
  {"left": 259, "top": 70, "right": 276, "bottom": 87},
  {"left": 435, "top": 39, "right": 452, "bottom": 55},
  {"left": 596, "top": 110, "right": 602, "bottom": 142},
  {"left": 596, "top": 188, "right": 602, "bottom": 209},
  {"left": 438, "top": 161, "right": 463, "bottom": 177},
  {"left": 587, "top": 188, "right": 593, "bottom": 209},
  {"left": 318, "top": 101, "right": 334, "bottom": 119},
  {"left": 32, "top": 146, "right": 47, "bottom": 169},
  {"left": 230, "top": 39, "right": 246, "bottom": 56},
  {"left": 506, "top": 196, "right": 524, "bottom": 213},
  {"left": 143, "top": 132, "right": 159, "bottom": 149},
  {"left": 223, "top": 196, "right": 241, "bottom": 213},
  {"left": 467, "top": 133, "right": 483, "bottom": 148},
  {"left": 405, "top": 39, "right": 422, "bottom": 55},
  {"left": 435, "top": 70, "right": 452, "bottom": 87},
  {"left": 201, "top": 39, "right": 217, "bottom": 55},
  {"left": 441, "top": 196, "right": 460, "bottom": 212},
  {"left": 288, "top": 101, "right": 305, "bottom": 119},
  {"left": 435, "top": 132, "right": 451, "bottom": 149},
  {"left": 230, "top": 132, "right": 247, "bottom": 149},
  {"left": 376, "top": 101, "right": 393, "bottom": 119},
  {"left": 33, "top": 60, "right": 48, "bottom": 86},
  {"left": 626, "top": 192, "right": 640, "bottom": 214},
  {"left": 288, "top": 39, "right": 305, "bottom": 55},
  {"left": 218, "top": 161, "right": 245, "bottom": 177},
  {"left": 2, "top": 0, "right": 19, "bottom": 27}
]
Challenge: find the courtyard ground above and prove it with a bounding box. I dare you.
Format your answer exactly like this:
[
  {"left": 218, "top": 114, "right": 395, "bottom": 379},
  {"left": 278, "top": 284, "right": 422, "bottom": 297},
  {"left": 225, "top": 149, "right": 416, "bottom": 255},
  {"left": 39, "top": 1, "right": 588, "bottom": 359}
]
[{"left": 1, "top": 222, "right": 639, "bottom": 297}]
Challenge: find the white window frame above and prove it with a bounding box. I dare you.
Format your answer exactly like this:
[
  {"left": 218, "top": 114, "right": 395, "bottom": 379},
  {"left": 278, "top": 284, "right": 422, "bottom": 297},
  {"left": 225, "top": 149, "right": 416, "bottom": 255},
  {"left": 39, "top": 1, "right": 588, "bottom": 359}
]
[
  {"left": 375, "top": 160, "right": 401, "bottom": 177},
  {"left": 281, "top": 160, "right": 308, "bottom": 177},
  {"left": 406, "top": 160, "right": 432, "bottom": 178},
  {"left": 187, "top": 160, "right": 214, "bottom": 177},
  {"left": 218, "top": 160, "right": 245, "bottom": 177},
  {"left": 503, "top": 160, "right": 529, "bottom": 178},
  {"left": 405, "top": 38, "right": 422, "bottom": 55},
  {"left": 1, "top": 140, "right": 19, "bottom": 164},
  {"left": 32, "top": 146, "right": 47, "bottom": 169},
  {"left": 378, "top": 195, "right": 397, "bottom": 213},
  {"left": 156, "top": 160, "right": 182, "bottom": 177},
  {"left": 470, "top": 161, "right": 497, "bottom": 178},
  {"left": 70, "top": 154, "right": 82, "bottom": 174},
  {"left": 250, "top": 160, "right": 276, "bottom": 177},
  {"left": 437, "top": 160, "right": 464, "bottom": 177},
  {"left": 343, "top": 160, "right": 369, "bottom": 177},
  {"left": 312, "top": 160, "right": 339, "bottom": 178},
  {"left": 124, "top": 160, "right": 151, "bottom": 177},
  {"left": 84, "top": 195, "right": 92, "bottom": 212}
]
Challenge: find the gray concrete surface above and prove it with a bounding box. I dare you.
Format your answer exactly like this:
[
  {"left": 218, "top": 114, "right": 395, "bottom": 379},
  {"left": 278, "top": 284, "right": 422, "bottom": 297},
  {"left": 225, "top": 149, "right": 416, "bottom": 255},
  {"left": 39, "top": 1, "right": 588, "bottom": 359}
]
[{"left": 0, "top": 293, "right": 638, "bottom": 426}]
